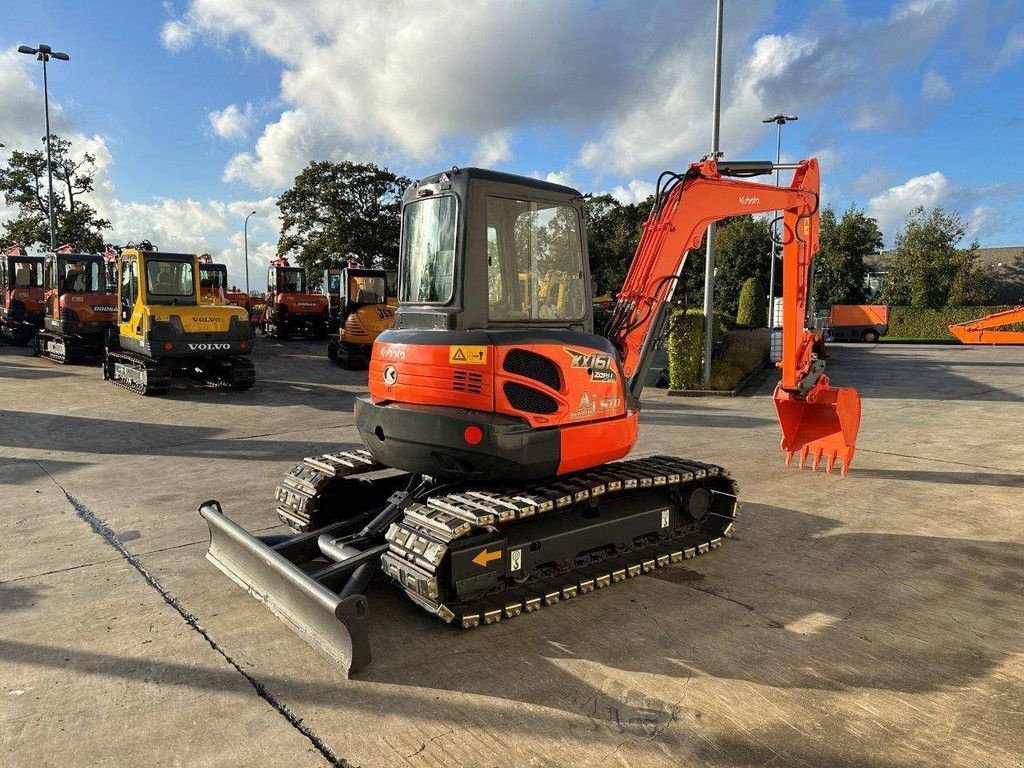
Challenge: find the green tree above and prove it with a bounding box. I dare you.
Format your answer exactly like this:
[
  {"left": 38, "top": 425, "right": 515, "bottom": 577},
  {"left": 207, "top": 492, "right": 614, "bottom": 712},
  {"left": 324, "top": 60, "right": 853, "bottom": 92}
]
[
  {"left": 276, "top": 161, "right": 410, "bottom": 283},
  {"left": 712, "top": 215, "right": 772, "bottom": 318},
  {"left": 881, "top": 206, "right": 993, "bottom": 308},
  {"left": 0, "top": 134, "right": 111, "bottom": 251},
  {"left": 813, "top": 204, "right": 882, "bottom": 308},
  {"left": 583, "top": 194, "right": 649, "bottom": 298},
  {"left": 736, "top": 277, "right": 767, "bottom": 327}
]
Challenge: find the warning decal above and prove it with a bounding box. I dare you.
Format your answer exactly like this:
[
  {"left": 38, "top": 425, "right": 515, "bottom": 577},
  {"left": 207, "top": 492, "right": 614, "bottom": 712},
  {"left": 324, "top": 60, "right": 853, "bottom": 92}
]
[{"left": 449, "top": 345, "right": 488, "bottom": 365}]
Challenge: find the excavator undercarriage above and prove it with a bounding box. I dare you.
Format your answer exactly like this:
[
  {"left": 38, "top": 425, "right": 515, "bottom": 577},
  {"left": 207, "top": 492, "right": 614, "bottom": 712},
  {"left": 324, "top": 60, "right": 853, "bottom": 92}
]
[{"left": 202, "top": 450, "right": 736, "bottom": 674}]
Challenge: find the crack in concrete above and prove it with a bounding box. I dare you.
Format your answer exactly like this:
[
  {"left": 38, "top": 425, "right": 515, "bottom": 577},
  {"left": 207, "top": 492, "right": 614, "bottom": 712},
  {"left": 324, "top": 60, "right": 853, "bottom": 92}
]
[{"left": 36, "top": 462, "right": 352, "bottom": 768}]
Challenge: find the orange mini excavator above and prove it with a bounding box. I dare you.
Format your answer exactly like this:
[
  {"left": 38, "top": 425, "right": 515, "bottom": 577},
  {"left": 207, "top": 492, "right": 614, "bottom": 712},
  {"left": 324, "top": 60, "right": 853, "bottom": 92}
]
[
  {"left": 35, "top": 244, "right": 117, "bottom": 363},
  {"left": 200, "top": 160, "right": 861, "bottom": 675},
  {"left": 1, "top": 245, "right": 45, "bottom": 345}
]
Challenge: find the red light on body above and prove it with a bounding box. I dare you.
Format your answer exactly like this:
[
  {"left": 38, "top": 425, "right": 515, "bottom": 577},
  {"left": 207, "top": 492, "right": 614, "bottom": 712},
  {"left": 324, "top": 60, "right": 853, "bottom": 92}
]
[
  {"left": 163, "top": 342, "right": 173, "bottom": 350},
  {"left": 240, "top": 341, "right": 248, "bottom": 350},
  {"left": 463, "top": 425, "right": 483, "bottom": 445}
]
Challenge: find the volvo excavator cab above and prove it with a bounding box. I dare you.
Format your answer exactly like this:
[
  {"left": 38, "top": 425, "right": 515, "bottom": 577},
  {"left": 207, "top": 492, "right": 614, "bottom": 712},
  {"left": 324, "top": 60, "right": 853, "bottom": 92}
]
[
  {"left": 35, "top": 247, "right": 117, "bottom": 363},
  {"left": 326, "top": 266, "right": 396, "bottom": 369},
  {"left": 0, "top": 247, "right": 45, "bottom": 345},
  {"left": 104, "top": 246, "right": 255, "bottom": 394},
  {"left": 201, "top": 161, "right": 861, "bottom": 677}
]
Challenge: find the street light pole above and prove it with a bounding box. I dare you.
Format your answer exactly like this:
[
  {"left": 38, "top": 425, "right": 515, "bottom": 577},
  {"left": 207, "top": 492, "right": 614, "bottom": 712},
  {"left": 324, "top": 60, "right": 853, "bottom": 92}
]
[
  {"left": 701, "top": 0, "right": 725, "bottom": 387},
  {"left": 761, "top": 113, "right": 798, "bottom": 332},
  {"left": 18, "top": 44, "right": 70, "bottom": 251},
  {"left": 243, "top": 210, "right": 257, "bottom": 295}
]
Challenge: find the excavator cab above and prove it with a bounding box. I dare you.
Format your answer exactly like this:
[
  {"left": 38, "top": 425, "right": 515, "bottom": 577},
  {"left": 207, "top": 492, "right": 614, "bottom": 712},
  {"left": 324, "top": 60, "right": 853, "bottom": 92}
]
[
  {"left": 0, "top": 247, "right": 45, "bottom": 345},
  {"left": 104, "top": 248, "right": 255, "bottom": 394},
  {"left": 326, "top": 266, "right": 396, "bottom": 368},
  {"left": 35, "top": 248, "right": 117, "bottom": 363},
  {"left": 263, "top": 258, "right": 329, "bottom": 339}
]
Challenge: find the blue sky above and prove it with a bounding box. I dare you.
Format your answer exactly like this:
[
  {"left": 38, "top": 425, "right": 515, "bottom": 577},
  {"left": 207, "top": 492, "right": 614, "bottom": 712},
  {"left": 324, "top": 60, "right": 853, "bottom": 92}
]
[{"left": 2, "top": 1, "right": 1022, "bottom": 281}]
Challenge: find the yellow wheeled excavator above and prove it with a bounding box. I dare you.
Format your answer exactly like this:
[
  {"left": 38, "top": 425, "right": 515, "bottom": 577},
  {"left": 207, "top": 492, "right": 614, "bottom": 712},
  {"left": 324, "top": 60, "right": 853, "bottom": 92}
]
[
  {"left": 104, "top": 242, "right": 256, "bottom": 394},
  {"left": 200, "top": 160, "right": 862, "bottom": 675}
]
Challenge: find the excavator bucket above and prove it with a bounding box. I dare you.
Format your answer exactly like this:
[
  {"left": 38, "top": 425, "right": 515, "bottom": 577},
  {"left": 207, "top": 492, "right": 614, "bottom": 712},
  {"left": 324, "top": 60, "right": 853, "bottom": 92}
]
[
  {"left": 199, "top": 501, "right": 378, "bottom": 677},
  {"left": 773, "top": 384, "right": 861, "bottom": 475}
]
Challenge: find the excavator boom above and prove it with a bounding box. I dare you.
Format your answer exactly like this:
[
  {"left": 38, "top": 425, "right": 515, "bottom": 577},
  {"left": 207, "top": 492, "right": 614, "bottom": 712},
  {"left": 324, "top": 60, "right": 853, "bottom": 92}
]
[
  {"left": 606, "top": 158, "right": 861, "bottom": 473},
  {"left": 948, "top": 306, "right": 1024, "bottom": 344}
]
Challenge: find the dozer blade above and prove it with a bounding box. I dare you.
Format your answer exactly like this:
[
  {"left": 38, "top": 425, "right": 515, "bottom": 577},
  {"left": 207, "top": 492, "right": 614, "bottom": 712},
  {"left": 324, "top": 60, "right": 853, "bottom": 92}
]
[
  {"left": 199, "top": 501, "right": 374, "bottom": 676},
  {"left": 773, "top": 384, "right": 861, "bottom": 475}
]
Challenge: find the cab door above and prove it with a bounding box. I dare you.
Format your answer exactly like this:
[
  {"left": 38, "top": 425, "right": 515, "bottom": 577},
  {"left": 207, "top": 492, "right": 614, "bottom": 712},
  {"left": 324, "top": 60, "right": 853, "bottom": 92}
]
[{"left": 118, "top": 254, "right": 142, "bottom": 338}]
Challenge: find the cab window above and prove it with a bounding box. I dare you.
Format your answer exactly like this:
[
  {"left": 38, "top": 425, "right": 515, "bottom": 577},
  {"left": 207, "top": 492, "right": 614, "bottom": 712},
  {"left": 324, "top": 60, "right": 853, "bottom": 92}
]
[
  {"left": 485, "top": 197, "right": 586, "bottom": 322},
  {"left": 400, "top": 196, "right": 457, "bottom": 304},
  {"left": 120, "top": 258, "right": 137, "bottom": 322},
  {"left": 146, "top": 260, "right": 195, "bottom": 301}
]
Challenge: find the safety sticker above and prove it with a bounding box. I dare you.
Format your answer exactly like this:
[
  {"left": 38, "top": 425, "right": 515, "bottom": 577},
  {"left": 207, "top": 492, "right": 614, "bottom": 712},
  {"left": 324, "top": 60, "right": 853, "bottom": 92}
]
[{"left": 449, "top": 345, "right": 488, "bottom": 365}]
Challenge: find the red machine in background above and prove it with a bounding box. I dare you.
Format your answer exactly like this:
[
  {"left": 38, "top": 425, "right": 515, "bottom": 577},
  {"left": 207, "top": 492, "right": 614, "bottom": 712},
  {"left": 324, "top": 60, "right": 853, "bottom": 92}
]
[
  {"left": 35, "top": 244, "right": 117, "bottom": 363},
  {"left": 1, "top": 245, "right": 45, "bottom": 345},
  {"left": 201, "top": 159, "right": 861, "bottom": 675},
  {"left": 197, "top": 254, "right": 251, "bottom": 312},
  {"left": 254, "top": 257, "right": 329, "bottom": 339}
]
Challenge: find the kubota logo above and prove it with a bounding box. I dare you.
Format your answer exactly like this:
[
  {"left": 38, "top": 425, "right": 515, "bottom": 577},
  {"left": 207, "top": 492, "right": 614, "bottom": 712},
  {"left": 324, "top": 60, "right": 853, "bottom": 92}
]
[
  {"left": 738, "top": 196, "right": 761, "bottom": 205},
  {"left": 187, "top": 342, "right": 231, "bottom": 351}
]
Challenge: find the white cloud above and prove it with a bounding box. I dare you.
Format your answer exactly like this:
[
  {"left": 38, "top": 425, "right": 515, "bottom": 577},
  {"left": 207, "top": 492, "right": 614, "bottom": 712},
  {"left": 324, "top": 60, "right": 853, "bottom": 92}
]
[
  {"left": 993, "top": 23, "right": 1024, "bottom": 71},
  {"left": 922, "top": 70, "right": 952, "bottom": 99},
  {"left": 161, "top": 19, "right": 195, "bottom": 52},
  {"left": 543, "top": 171, "right": 574, "bottom": 187},
  {"left": 867, "top": 172, "right": 951, "bottom": 241},
  {"left": 608, "top": 179, "right": 655, "bottom": 205},
  {"left": 209, "top": 103, "right": 256, "bottom": 140},
  {"left": 472, "top": 131, "right": 512, "bottom": 167}
]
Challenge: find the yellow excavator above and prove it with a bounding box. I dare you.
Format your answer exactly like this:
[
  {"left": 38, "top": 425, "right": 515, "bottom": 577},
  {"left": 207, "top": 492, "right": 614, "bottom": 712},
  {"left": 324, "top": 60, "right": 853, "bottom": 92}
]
[
  {"left": 326, "top": 266, "right": 396, "bottom": 368},
  {"left": 104, "top": 242, "right": 256, "bottom": 394}
]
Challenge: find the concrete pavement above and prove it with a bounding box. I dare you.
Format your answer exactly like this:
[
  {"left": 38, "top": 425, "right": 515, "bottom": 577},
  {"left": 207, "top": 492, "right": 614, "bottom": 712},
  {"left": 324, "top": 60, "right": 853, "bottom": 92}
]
[{"left": 1, "top": 340, "right": 1022, "bottom": 767}]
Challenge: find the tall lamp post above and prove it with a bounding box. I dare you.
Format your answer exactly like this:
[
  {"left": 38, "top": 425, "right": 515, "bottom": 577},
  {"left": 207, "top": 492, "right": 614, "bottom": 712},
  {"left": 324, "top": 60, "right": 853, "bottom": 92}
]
[
  {"left": 18, "top": 44, "right": 70, "bottom": 250},
  {"left": 701, "top": 0, "right": 725, "bottom": 387},
  {"left": 243, "top": 210, "right": 257, "bottom": 295},
  {"left": 761, "top": 113, "right": 798, "bottom": 331}
]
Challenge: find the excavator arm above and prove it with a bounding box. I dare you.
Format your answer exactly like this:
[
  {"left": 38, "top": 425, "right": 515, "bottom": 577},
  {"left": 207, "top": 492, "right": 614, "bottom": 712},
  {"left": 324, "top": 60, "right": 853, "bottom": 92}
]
[{"left": 605, "top": 158, "right": 861, "bottom": 474}]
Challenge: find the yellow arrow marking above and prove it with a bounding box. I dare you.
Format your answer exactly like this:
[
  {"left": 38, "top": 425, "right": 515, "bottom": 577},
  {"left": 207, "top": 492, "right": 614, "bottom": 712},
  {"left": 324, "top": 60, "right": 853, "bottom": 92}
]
[{"left": 472, "top": 548, "right": 502, "bottom": 567}]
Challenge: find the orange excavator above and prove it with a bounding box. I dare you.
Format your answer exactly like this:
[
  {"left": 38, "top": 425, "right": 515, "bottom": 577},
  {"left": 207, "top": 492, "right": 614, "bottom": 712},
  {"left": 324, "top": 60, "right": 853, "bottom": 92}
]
[
  {"left": 948, "top": 307, "right": 1024, "bottom": 344},
  {"left": 34, "top": 243, "right": 117, "bottom": 364},
  {"left": 200, "top": 160, "right": 861, "bottom": 675},
  {"left": 1, "top": 245, "right": 45, "bottom": 345},
  {"left": 257, "top": 256, "right": 330, "bottom": 339},
  {"left": 197, "top": 254, "right": 251, "bottom": 313}
]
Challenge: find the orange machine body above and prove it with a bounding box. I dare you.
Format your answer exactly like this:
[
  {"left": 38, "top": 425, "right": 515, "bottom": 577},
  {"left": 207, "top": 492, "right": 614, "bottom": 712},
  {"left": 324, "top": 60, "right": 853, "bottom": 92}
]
[
  {"left": 43, "top": 248, "right": 117, "bottom": 335},
  {"left": 828, "top": 304, "right": 889, "bottom": 342},
  {"left": 368, "top": 335, "right": 638, "bottom": 476},
  {"left": 261, "top": 257, "right": 329, "bottom": 338},
  {"left": 1, "top": 245, "right": 45, "bottom": 343},
  {"left": 949, "top": 306, "right": 1024, "bottom": 345}
]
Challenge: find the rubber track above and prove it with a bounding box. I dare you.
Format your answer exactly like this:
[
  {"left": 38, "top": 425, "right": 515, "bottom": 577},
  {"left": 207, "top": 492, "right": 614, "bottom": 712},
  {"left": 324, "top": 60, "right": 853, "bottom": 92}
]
[
  {"left": 381, "top": 455, "right": 739, "bottom": 628},
  {"left": 105, "top": 349, "right": 172, "bottom": 395},
  {"left": 281, "top": 452, "right": 738, "bottom": 628}
]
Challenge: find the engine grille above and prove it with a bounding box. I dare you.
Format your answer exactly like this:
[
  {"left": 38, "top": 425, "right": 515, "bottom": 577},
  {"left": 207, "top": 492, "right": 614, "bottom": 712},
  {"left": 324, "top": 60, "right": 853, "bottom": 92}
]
[
  {"left": 502, "top": 348, "right": 561, "bottom": 390},
  {"left": 504, "top": 381, "right": 558, "bottom": 415},
  {"left": 452, "top": 369, "right": 484, "bottom": 394}
]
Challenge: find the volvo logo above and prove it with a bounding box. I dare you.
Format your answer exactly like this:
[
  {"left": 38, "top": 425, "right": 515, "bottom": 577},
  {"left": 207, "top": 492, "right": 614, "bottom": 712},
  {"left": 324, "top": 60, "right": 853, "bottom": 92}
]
[
  {"left": 383, "top": 365, "right": 398, "bottom": 385},
  {"left": 188, "top": 342, "right": 231, "bottom": 351}
]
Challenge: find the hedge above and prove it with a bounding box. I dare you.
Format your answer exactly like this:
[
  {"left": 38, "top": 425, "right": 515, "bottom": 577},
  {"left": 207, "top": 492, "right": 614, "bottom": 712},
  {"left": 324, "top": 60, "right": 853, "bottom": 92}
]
[
  {"left": 736, "top": 277, "right": 767, "bottom": 328},
  {"left": 886, "top": 305, "right": 1014, "bottom": 339},
  {"left": 666, "top": 309, "right": 727, "bottom": 390}
]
